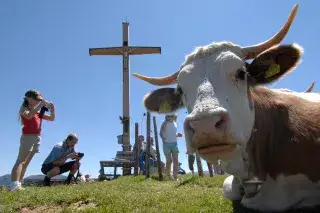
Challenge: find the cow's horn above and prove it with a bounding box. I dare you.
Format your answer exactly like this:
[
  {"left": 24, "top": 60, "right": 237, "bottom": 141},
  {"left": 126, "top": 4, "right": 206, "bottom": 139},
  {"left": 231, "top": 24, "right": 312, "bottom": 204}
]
[
  {"left": 133, "top": 71, "right": 180, "bottom": 86},
  {"left": 305, "top": 81, "right": 315, "bottom": 93},
  {"left": 242, "top": 4, "right": 299, "bottom": 60}
]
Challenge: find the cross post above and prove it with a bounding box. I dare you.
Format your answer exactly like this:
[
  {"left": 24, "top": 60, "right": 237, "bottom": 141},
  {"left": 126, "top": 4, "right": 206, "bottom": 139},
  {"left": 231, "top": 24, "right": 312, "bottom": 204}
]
[{"left": 89, "top": 22, "right": 161, "bottom": 176}]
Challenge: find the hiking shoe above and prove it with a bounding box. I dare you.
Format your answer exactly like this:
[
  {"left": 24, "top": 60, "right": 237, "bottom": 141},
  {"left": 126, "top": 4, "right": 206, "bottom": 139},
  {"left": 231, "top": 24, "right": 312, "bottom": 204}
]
[
  {"left": 43, "top": 176, "right": 51, "bottom": 187},
  {"left": 9, "top": 182, "right": 25, "bottom": 192}
]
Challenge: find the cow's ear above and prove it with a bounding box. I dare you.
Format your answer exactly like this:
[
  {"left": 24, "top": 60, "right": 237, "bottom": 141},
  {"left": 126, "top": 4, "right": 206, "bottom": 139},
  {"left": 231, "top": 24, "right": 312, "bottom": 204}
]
[
  {"left": 246, "top": 44, "right": 303, "bottom": 85},
  {"left": 143, "top": 87, "right": 183, "bottom": 113}
]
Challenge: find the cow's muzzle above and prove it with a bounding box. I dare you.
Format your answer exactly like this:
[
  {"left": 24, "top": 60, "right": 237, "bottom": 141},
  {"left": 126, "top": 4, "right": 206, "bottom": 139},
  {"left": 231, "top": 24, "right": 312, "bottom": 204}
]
[{"left": 184, "top": 107, "right": 236, "bottom": 154}]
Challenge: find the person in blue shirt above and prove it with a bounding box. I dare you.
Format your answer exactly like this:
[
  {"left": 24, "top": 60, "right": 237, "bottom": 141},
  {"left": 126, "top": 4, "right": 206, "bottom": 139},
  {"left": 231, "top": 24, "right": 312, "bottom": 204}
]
[{"left": 41, "top": 133, "right": 83, "bottom": 186}]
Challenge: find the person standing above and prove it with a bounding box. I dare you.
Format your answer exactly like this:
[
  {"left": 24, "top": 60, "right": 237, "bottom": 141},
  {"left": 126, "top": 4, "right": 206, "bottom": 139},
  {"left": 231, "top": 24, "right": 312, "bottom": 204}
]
[
  {"left": 160, "top": 113, "right": 183, "bottom": 181},
  {"left": 10, "top": 90, "right": 55, "bottom": 192},
  {"left": 85, "top": 174, "right": 92, "bottom": 183},
  {"left": 149, "top": 136, "right": 157, "bottom": 160},
  {"left": 137, "top": 135, "right": 146, "bottom": 175},
  {"left": 138, "top": 135, "right": 146, "bottom": 152}
]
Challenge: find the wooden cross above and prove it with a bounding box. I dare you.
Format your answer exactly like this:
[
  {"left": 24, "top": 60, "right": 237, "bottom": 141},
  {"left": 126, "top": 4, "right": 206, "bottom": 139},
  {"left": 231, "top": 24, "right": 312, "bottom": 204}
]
[{"left": 89, "top": 22, "right": 161, "bottom": 175}]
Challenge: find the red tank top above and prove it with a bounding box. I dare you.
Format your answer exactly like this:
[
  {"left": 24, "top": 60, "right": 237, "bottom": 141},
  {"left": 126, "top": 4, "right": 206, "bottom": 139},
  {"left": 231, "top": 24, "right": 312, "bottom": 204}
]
[{"left": 22, "top": 112, "right": 42, "bottom": 134}]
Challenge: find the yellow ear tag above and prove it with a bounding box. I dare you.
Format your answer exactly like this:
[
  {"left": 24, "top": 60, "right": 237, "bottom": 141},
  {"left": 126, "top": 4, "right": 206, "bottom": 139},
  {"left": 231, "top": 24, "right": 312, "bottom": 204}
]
[
  {"left": 159, "top": 100, "right": 171, "bottom": 113},
  {"left": 265, "top": 63, "right": 280, "bottom": 79}
]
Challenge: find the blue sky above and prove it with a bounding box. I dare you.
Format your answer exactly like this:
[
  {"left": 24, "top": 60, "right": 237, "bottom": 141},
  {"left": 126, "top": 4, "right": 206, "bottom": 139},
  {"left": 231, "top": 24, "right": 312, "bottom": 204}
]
[{"left": 0, "top": 0, "right": 319, "bottom": 178}]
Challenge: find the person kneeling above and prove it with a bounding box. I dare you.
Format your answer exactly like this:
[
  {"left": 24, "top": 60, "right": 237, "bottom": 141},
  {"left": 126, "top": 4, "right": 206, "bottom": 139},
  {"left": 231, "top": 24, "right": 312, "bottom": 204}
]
[{"left": 41, "top": 134, "right": 83, "bottom": 186}]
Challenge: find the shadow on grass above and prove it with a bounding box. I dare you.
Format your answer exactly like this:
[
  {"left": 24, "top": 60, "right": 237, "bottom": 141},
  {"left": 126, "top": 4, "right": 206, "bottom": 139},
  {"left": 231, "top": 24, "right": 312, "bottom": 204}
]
[{"left": 232, "top": 200, "right": 320, "bottom": 213}]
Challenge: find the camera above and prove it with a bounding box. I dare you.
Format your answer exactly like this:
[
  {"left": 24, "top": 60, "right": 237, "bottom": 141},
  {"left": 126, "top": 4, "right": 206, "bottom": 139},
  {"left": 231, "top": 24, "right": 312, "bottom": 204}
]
[
  {"left": 39, "top": 100, "right": 51, "bottom": 118},
  {"left": 39, "top": 106, "right": 49, "bottom": 118},
  {"left": 77, "top": 152, "right": 84, "bottom": 158}
]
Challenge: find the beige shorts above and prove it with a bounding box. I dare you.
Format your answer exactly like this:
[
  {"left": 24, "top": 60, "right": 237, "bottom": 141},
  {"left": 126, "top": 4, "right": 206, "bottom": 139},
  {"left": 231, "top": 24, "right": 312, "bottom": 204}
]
[{"left": 16, "top": 134, "right": 41, "bottom": 163}]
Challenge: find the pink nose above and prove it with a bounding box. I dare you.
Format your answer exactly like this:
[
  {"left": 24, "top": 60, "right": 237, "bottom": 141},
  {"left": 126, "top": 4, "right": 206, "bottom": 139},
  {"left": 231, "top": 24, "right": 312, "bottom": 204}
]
[{"left": 186, "top": 110, "right": 229, "bottom": 137}]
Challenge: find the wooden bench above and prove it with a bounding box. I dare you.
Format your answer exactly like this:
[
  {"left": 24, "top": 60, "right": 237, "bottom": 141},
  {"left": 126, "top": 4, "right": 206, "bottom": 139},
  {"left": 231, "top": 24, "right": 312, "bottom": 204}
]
[{"left": 99, "top": 151, "right": 136, "bottom": 179}]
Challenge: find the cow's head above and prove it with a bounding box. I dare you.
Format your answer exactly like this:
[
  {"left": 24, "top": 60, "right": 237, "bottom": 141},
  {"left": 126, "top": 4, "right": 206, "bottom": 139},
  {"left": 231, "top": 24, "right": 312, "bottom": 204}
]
[{"left": 133, "top": 5, "right": 302, "bottom": 167}]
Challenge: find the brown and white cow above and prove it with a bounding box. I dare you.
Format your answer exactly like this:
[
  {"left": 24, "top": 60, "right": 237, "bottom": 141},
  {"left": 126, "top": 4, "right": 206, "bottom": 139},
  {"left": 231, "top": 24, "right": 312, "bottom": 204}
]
[{"left": 133, "top": 4, "right": 320, "bottom": 212}]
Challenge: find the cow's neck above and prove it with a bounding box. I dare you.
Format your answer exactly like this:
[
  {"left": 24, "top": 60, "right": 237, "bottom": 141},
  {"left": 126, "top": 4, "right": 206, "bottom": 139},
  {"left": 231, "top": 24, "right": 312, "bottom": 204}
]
[{"left": 246, "top": 86, "right": 320, "bottom": 182}]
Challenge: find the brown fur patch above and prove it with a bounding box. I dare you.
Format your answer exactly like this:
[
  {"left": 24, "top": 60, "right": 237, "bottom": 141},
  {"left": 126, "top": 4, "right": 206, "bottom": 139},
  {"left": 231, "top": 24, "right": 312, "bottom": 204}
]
[{"left": 246, "top": 87, "right": 320, "bottom": 181}]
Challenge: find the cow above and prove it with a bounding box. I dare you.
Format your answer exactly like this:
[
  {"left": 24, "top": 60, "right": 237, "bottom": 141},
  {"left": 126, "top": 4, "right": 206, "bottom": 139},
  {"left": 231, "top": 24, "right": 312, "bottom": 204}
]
[{"left": 133, "top": 4, "right": 320, "bottom": 212}]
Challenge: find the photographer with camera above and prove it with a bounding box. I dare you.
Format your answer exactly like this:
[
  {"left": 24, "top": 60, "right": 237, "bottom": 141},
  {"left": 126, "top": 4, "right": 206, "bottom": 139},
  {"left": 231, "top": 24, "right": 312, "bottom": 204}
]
[
  {"left": 41, "top": 133, "right": 84, "bottom": 186},
  {"left": 10, "top": 90, "right": 55, "bottom": 192}
]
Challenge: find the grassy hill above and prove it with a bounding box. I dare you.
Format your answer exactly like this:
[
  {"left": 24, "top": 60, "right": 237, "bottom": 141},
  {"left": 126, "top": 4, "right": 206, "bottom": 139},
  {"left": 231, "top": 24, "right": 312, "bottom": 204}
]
[
  {"left": 0, "top": 174, "right": 232, "bottom": 213},
  {"left": 1, "top": 174, "right": 319, "bottom": 213}
]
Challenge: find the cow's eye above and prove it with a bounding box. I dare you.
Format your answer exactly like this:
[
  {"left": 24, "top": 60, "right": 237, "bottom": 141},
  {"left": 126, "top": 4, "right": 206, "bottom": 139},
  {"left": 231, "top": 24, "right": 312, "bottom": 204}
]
[{"left": 235, "top": 68, "right": 247, "bottom": 81}]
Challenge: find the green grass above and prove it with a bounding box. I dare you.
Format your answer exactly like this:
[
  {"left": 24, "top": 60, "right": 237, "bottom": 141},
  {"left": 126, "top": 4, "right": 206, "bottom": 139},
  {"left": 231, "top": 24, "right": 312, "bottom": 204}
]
[
  {"left": 0, "top": 175, "right": 233, "bottom": 213},
  {"left": 2, "top": 175, "right": 319, "bottom": 213}
]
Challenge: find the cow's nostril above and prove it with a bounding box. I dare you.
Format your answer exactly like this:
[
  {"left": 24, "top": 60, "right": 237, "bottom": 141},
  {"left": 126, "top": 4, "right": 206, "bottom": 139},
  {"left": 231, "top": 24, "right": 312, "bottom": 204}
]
[
  {"left": 215, "top": 119, "right": 224, "bottom": 128},
  {"left": 214, "top": 112, "right": 229, "bottom": 130},
  {"left": 185, "top": 109, "right": 229, "bottom": 138}
]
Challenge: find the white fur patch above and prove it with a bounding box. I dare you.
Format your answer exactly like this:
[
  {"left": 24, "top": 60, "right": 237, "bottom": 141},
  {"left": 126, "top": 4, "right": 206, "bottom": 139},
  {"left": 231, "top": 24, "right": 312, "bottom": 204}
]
[
  {"left": 241, "top": 174, "right": 320, "bottom": 212},
  {"left": 223, "top": 175, "right": 243, "bottom": 200},
  {"left": 293, "top": 92, "right": 320, "bottom": 102},
  {"left": 219, "top": 146, "right": 249, "bottom": 179}
]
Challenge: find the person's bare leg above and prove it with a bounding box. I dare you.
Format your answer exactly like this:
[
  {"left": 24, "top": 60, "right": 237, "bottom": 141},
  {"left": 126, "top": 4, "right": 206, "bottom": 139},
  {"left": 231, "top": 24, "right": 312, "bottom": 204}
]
[
  {"left": 188, "top": 154, "right": 195, "bottom": 176},
  {"left": 165, "top": 152, "right": 172, "bottom": 179},
  {"left": 69, "top": 161, "right": 80, "bottom": 175},
  {"left": 19, "top": 151, "right": 36, "bottom": 183},
  {"left": 45, "top": 162, "right": 80, "bottom": 180},
  {"left": 46, "top": 167, "right": 61, "bottom": 178},
  {"left": 172, "top": 152, "right": 179, "bottom": 179},
  {"left": 10, "top": 151, "right": 30, "bottom": 191},
  {"left": 66, "top": 161, "right": 80, "bottom": 184},
  {"left": 212, "top": 160, "right": 220, "bottom": 175},
  {"left": 207, "top": 162, "right": 214, "bottom": 177},
  {"left": 43, "top": 167, "right": 61, "bottom": 186},
  {"left": 11, "top": 149, "right": 30, "bottom": 184},
  {"left": 11, "top": 160, "right": 23, "bottom": 183}
]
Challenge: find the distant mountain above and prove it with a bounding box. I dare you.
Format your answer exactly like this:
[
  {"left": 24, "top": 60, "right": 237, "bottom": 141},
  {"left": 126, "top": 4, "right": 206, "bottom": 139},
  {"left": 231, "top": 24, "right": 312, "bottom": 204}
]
[
  {"left": 0, "top": 174, "right": 11, "bottom": 186},
  {"left": 0, "top": 174, "right": 67, "bottom": 186},
  {"left": 24, "top": 174, "right": 66, "bottom": 181}
]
